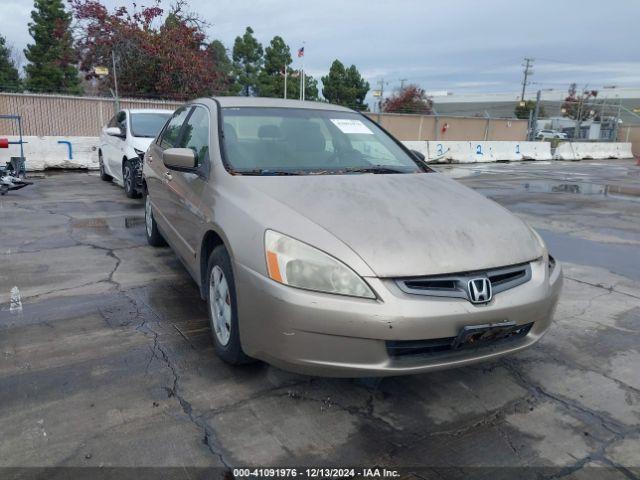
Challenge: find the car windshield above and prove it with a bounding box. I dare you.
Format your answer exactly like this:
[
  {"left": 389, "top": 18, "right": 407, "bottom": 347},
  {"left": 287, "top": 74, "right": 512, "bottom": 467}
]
[
  {"left": 220, "top": 107, "right": 427, "bottom": 175},
  {"left": 130, "top": 112, "right": 172, "bottom": 138}
]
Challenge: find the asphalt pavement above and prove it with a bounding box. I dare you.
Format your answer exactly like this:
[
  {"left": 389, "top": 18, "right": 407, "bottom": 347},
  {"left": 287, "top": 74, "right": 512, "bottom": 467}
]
[{"left": 1, "top": 160, "right": 639, "bottom": 478}]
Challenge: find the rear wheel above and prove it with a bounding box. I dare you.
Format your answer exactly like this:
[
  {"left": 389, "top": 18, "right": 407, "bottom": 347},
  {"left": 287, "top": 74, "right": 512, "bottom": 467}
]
[
  {"left": 144, "top": 191, "right": 167, "bottom": 247},
  {"left": 123, "top": 159, "right": 139, "bottom": 198},
  {"left": 206, "top": 245, "right": 253, "bottom": 365},
  {"left": 99, "top": 152, "right": 112, "bottom": 181}
]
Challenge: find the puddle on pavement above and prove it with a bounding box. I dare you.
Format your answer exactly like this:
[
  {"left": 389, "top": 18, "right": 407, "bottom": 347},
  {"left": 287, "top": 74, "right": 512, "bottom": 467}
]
[
  {"left": 522, "top": 181, "right": 640, "bottom": 202},
  {"left": 538, "top": 229, "right": 640, "bottom": 282}
]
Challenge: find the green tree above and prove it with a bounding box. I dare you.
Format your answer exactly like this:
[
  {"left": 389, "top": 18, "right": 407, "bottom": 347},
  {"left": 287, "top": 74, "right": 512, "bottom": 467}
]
[
  {"left": 232, "top": 27, "right": 263, "bottom": 96},
  {"left": 0, "top": 35, "right": 22, "bottom": 92},
  {"left": 257, "top": 36, "right": 290, "bottom": 98},
  {"left": 24, "top": 0, "right": 82, "bottom": 94},
  {"left": 321, "top": 60, "right": 369, "bottom": 110},
  {"left": 254, "top": 36, "right": 319, "bottom": 101},
  {"left": 515, "top": 100, "right": 545, "bottom": 119},
  {"left": 207, "top": 40, "right": 240, "bottom": 95}
]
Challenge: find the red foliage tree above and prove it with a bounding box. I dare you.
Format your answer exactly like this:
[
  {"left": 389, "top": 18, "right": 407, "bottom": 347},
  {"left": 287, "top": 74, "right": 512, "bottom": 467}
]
[
  {"left": 69, "top": 0, "right": 232, "bottom": 99},
  {"left": 383, "top": 84, "right": 433, "bottom": 114}
]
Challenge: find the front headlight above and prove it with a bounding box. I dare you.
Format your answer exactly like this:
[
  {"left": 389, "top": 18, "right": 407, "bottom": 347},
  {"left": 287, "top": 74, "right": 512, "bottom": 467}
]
[
  {"left": 528, "top": 225, "right": 548, "bottom": 256},
  {"left": 264, "top": 230, "right": 376, "bottom": 299},
  {"left": 528, "top": 226, "right": 556, "bottom": 274}
]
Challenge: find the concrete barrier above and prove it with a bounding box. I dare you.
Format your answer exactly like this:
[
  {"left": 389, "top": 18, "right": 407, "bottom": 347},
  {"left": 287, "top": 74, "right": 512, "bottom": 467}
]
[
  {"left": 516, "top": 142, "right": 553, "bottom": 160},
  {"left": 0, "top": 136, "right": 99, "bottom": 171},
  {"left": 402, "top": 141, "right": 551, "bottom": 163},
  {"left": 427, "top": 141, "right": 481, "bottom": 163},
  {"left": 554, "top": 142, "right": 634, "bottom": 160}
]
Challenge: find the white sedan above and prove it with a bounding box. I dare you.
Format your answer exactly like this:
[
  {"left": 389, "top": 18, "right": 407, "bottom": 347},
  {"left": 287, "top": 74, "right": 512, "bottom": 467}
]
[{"left": 99, "top": 109, "right": 172, "bottom": 197}]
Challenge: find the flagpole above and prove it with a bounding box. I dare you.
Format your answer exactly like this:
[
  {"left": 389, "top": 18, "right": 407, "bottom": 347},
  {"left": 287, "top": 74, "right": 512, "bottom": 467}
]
[
  {"left": 284, "top": 63, "right": 287, "bottom": 99},
  {"left": 302, "top": 41, "right": 306, "bottom": 101}
]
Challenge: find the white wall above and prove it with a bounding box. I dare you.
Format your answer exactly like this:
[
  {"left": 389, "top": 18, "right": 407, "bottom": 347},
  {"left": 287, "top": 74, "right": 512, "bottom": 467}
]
[{"left": 0, "top": 136, "right": 100, "bottom": 171}]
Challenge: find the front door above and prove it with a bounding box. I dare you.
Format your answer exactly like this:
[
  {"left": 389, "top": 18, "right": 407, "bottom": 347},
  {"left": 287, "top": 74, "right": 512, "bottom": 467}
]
[
  {"left": 166, "top": 105, "right": 212, "bottom": 275},
  {"left": 146, "top": 106, "right": 192, "bottom": 242},
  {"left": 107, "top": 110, "right": 127, "bottom": 182}
]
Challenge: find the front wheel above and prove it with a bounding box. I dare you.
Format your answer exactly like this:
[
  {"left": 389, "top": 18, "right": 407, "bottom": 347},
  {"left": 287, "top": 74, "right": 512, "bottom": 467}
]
[
  {"left": 123, "top": 159, "right": 140, "bottom": 198},
  {"left": 99, "top": 152, "right": 112, "bottom": 181},
  {"left": 144, "top": 191, "right": 167, "bottom": 247},
  {"left": 206, "top": 245, "right": 253, "bottom": 365}
]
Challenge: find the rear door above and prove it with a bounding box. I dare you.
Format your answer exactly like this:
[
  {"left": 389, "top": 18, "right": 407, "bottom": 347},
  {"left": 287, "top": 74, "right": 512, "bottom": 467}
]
[
  {"left": 145, "top": 106, "right": 192, "bottom": 243},
  {"left": 166, "top": 105, "right": 212, "bottom": 273}
]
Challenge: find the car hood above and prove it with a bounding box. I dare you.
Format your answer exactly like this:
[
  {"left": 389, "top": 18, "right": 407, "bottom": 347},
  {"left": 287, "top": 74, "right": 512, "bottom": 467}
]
[
  {"left": 130, "top": 137, "right": 154, "bottom": 152},
  {"left": 240, "top": 172, "right": 543, "bottom": 278}
]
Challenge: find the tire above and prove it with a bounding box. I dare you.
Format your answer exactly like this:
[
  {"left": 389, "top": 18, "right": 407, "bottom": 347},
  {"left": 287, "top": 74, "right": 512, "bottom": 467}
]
[
  {"left": 99, "top": 152, "right": 112, "bottom": 181},
  {"left": 206, "top": 245, "right": 253, "bottom": 365},
  {"left": 123, "top": 159, "right": 140, "bottom": 198},
  {"left": 144, "top": 191, "right": 167, "bottom": 247}
]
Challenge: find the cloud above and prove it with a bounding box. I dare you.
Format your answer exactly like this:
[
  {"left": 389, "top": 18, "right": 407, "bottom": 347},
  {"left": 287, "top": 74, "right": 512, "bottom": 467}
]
[{"left": 1, "top": 0, "right": 639, "bottom": 95}]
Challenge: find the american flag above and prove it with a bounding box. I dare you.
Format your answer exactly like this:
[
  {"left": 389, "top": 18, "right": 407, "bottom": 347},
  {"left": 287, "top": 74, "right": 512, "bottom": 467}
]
[{"left": 297, "top": 47, "right": 304, "bottom": 58}]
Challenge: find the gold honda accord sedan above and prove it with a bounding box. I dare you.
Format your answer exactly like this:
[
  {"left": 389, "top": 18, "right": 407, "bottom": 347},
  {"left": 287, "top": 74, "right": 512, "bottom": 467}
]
[{"left": 142, "top": 97, "right": 562, "bottom": 377}]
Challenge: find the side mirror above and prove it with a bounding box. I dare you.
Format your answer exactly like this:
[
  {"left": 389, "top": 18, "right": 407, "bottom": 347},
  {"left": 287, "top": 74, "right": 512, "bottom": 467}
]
[
  {"left": 106, "top": 126, "right": 124, "bottom": 137},
  {"left": 411, "top": 149, "right": 426, "bottom": 162},
  {"left": 163, "top": 148, "right": 196, "bottom": 171}
]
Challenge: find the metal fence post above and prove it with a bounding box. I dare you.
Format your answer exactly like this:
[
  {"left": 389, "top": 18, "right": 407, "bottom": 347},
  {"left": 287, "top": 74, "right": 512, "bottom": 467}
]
[{"left": 484, "top": 111, "right": 490, "bottom": 141}]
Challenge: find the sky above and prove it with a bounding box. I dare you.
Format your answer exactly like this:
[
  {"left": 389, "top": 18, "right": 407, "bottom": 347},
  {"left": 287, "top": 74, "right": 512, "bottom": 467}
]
[{"left": 2, "top": 0, "right": 640, "bottom": 101}]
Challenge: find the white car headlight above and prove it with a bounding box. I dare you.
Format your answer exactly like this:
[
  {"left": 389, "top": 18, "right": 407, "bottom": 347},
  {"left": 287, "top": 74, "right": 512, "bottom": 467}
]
[{"left": 264, "top": 230, "right": 376, "bottom": 299}]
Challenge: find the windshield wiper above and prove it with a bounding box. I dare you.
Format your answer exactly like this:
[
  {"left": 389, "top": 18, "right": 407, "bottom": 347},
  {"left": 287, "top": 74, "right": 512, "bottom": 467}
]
[
  {"left": 233, "top": 168, "right": 303, "bottom": 176},
  {"left": 338, "top": 165, "right": 410, "bottom": 174}
]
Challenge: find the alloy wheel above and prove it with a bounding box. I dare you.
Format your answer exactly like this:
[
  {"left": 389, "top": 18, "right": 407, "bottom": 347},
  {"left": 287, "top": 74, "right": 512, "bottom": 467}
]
[
  {"left": 124, "top": 164, "right": 132, "bottom": 191},
  {"left": 209, "top": 265, "right": 231, "bottom": 346},
  {"left": 145, "top": 194, "right": 153, "bottom": 237}
]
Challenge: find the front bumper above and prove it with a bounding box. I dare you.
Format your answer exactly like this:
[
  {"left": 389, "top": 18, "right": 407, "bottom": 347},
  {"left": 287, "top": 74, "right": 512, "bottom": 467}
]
[{"left": 235, "top": 258, "right": 562, "bottom": 377}]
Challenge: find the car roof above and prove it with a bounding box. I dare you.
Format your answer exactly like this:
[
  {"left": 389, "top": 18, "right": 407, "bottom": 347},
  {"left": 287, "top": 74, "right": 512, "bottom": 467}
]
[
  {"left": 203, "top": 96, "right": 355, "bottom": 112},
  {"left": 124, "top": 109, "right": 174, "bottom": 114}
]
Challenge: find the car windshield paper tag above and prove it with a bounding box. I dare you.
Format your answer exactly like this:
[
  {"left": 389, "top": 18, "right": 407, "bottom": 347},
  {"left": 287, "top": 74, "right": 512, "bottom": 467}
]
[{"left": 330, "top": 119, "right": 374, "bottom": 135}]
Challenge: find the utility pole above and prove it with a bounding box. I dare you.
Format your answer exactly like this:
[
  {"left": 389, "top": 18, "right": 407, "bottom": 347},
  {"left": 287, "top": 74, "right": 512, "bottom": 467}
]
[
  {"left": 111, "top": 50, "right": 120, "bottom": 113},
  {"left": 520, "top": 57, "right": 534, "bottom": 101},
  {"left": 399, "top": 78, "right": 408, "bottom": 89},
  {"left": 531, "top": 89, "right": 541, "bottom": 140}
]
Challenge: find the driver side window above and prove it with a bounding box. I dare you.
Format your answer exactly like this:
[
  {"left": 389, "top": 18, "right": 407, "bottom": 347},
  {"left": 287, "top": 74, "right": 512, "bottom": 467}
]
[
  {"left": 177, "top": 106, "right": 210, "bottom": 166},
  {"left": 116, "top": 111, "right": 127, "bottom": 135},
  {"left": 158, "top": 107, "right": 191, "bottom": 150}
]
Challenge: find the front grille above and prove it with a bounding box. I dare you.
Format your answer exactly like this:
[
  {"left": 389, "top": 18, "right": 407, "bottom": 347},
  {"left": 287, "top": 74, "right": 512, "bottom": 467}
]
[
  {"left": 386, "top": 322, "right": 534, "bottom": 358},
  {"left": 396, "top": 262, "right": 532, "bottom": 303}
]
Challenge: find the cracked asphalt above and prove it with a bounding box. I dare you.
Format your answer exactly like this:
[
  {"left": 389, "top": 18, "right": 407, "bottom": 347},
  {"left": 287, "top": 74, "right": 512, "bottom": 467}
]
[{"left": 1, "top": 160, "right": 639, "bottom": 478}]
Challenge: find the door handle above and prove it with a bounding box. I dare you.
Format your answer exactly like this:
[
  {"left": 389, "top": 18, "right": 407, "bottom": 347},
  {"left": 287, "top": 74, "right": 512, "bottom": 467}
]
[{"left": 163, "top": 171, "right": 172, "bottom": 182}]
